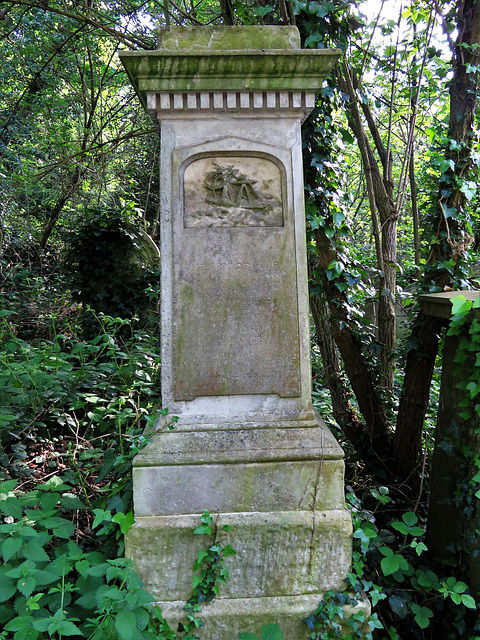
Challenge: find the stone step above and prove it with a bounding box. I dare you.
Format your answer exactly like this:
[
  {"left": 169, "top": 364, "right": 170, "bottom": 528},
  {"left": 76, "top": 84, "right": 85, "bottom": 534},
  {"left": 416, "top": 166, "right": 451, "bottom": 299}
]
[
  {"left": 155, "top": 593, "right": 370, "bottom": 640},
  {"left": 127, "top": 510, "right": 352, "bottom": 601},
  {"left": 133, "top": 458, "right": 346, "bottom": 516}
]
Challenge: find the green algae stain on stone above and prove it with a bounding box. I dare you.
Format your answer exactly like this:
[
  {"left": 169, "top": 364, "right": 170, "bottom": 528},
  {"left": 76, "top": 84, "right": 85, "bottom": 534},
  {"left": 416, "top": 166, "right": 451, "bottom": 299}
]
[
  {"left": 157, "top": 26, "right": 301, "bottom": 51},
  {"left": 172, "top": 151, "right": 301, "bottom": 403}
]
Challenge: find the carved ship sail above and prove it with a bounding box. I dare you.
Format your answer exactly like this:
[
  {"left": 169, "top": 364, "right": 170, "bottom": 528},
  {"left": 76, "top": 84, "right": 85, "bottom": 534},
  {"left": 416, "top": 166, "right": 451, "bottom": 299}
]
[{"left": 204, "top": 164, "right": 268, "bottom": 211}]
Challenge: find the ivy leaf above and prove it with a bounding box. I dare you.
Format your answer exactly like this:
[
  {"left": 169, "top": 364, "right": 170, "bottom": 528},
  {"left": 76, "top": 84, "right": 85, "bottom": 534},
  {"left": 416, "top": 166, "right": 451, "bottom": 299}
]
[
  {"left": 434, "top": 157, "right": 455, "bottom": 173},
  {"left": 193, "top": 523, "right": 212, "bottom": 535},
  {"left": 254, "top": 4, "right": 274, "bottom": 16},
  {"left": 112, "top": 511, "right": 135, "bottom": 535},
  {"left": 451, "top": 295, "right": 470, "bottom": 315},
  {"left": 92, "top": 509, "right": 112, "bottom": 529},
  {"left": 460, "top": 180, "right": 477, "bottom": 200},
  {"left": 192, "top": 575, "right": 202, "bottom": 589}
]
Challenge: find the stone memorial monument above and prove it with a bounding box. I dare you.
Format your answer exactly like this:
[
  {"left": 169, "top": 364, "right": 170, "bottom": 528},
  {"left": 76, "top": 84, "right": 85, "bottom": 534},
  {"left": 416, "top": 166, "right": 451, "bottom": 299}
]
[{"left": 120, "top": 26, "right": 352, "bottom": 638}]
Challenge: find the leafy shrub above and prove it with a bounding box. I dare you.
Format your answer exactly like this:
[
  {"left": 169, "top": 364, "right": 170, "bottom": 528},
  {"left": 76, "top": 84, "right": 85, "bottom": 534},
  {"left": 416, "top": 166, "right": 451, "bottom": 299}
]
[
  {"left": 0, "top": 310, "right": 161, "bottom": 470},
  {"left": 0, "top": 476, "right": 163, "bottom": 640},
  {"left": 305, "top": 488, "right": 479, "bottom": 640},
  {"left": 63, "top": 208, "right": 160, "bottom": 337}
]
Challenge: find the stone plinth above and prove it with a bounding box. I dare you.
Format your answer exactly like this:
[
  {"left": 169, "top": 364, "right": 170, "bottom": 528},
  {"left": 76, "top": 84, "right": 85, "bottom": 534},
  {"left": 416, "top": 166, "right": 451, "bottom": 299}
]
[{"left": 120, "top": 27, "right": 351, "bottom": 638}]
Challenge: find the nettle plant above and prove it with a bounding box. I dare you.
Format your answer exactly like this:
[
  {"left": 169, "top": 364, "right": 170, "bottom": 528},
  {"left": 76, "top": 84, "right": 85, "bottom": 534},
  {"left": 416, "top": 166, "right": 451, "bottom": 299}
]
[
  {"left": 0, "top": 476, "right": 161, "bottom": 640},
  {"left": 0, "top": 480, "right": 240, "bottom": 640}
]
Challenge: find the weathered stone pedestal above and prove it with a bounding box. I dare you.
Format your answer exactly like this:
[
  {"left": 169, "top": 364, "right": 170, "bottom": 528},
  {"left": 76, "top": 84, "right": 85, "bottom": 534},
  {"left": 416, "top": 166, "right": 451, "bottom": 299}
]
[{"left": 120, "top": 26, "right": 351, "bottom": 638}]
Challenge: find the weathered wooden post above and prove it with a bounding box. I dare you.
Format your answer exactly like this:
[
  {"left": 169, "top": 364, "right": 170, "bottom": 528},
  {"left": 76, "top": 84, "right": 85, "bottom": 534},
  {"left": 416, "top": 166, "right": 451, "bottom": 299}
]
[
  {"left": 120, "top": 26, "right": 353, "bottom": 637},
  {"left": 421, "top": 291, "right": 480, "bottom": 595}
]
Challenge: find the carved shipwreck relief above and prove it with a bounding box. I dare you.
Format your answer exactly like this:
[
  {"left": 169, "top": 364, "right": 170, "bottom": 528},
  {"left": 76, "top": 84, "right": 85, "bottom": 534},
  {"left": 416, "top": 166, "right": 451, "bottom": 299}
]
[
  {"left": 184, "top": 155, "right": 284, "bottom": 228},
  {"left": 173, "top": 152, "right": 299, "bottom": 401}
]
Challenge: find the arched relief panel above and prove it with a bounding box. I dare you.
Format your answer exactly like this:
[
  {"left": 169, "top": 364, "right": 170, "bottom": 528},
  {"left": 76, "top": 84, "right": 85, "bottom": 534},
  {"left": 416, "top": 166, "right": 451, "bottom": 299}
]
[
  {"left": 172, "top": 149, "right": 300, "bottom": 402},
  {"left": 182, "top": 152, "right": 285, "bottom": 229}
]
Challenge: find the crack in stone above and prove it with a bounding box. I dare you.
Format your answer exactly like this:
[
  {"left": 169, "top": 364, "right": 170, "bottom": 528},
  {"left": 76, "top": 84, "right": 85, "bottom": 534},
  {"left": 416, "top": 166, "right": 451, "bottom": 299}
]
[{"left": 307, "top": 430, "right": 324, "bottom": 577}]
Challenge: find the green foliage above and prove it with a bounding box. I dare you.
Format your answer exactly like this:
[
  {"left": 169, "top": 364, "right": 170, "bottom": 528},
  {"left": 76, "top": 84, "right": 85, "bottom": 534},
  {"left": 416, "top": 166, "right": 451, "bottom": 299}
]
[
  {"left": 239, "top": 623, "right": 283, "bottom": 640},
  {"left": 0, "top": 478, "right": 239, "bottom": 640},
  {"left": 304, "top": 488, "right": 479, "bottom": 639},
  {"left": 178, "top": 510, "right": 236, "bottom": 639},
  {"left": 0, "top": 309, "right": 161, "bottom": 488},
  {"left": 0, "top": 475, "right": 172, "bottom": 640},
  {"left": 63, "top": 207, "right": 160, "bottom": 337}
]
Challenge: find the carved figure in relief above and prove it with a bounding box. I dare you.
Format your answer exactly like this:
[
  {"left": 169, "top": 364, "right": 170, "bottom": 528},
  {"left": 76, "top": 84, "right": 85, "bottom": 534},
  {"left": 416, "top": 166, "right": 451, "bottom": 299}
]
[
  {"left": 183, "top": 155, "right": 284, "bottom": 228},
  {"left": 204, "top": 163, "right": 270, "bottom": 212}
]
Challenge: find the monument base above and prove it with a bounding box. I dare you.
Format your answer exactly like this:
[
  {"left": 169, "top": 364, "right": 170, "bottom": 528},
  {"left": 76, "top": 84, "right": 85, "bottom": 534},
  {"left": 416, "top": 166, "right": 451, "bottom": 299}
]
[
  {"left": 126, "top": 412, "right": 353, "bottom": 639},
  {"left": 127, "top": 509, "right": 352, "bottom": 600},
  {"left": 157, "top": 594, "right": 370, "bottom": 640}
]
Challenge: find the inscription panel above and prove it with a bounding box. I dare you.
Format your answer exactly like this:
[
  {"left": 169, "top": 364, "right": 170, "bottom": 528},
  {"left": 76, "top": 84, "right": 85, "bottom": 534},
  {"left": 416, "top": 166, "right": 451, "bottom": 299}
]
[{"left": 173, "top": 155, "right": 300, "bottom": 401}]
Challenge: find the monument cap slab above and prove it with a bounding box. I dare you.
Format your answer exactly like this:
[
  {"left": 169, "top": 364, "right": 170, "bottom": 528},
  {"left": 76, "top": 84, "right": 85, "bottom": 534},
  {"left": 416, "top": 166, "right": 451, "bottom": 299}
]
[
  {"left": 119, "top": 26, "right": 341, "bottom": 110},
  {"left": 156, "top": 25, "right": 301, "bottom": 50}
]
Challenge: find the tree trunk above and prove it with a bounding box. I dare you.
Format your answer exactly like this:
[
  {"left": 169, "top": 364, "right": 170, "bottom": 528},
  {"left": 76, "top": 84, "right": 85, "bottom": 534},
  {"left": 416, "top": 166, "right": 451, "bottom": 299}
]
[
  {"left": 338, "top": 64, "right": 398, "bottom": 394},
  {"left": 40, "top": 168, "right": 83, "bottom": 249},
  {"left": 313, "top": 228, "right": 391, "bottom": 451},
  {"left": 309, "top": 275, "right": 365, "bottom": 447},
  {"left": 394, "top": 0, "right": 480, "bottom": 476}
]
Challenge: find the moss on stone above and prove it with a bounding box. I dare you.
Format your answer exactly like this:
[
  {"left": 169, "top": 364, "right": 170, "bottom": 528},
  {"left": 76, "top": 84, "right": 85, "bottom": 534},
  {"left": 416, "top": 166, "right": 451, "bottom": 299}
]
[{"left": 156, "top": 25, "right": 300, "bottom": 51}]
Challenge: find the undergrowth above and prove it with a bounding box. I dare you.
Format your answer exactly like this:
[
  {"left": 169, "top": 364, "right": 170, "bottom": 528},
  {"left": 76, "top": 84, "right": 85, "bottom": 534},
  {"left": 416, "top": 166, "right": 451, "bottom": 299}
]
[{"left": 1, "top": 266, "right": 480, "bottom": 639}]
